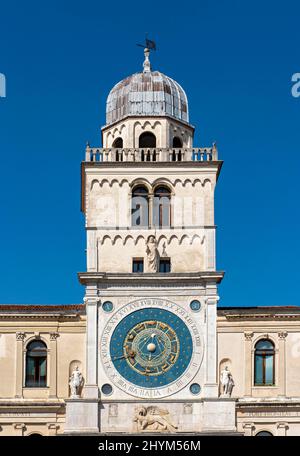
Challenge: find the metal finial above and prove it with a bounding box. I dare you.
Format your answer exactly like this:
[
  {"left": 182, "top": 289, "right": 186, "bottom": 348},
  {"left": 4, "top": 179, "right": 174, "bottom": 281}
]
[
  {"left": 137, "top": 36, "right": 156, "bottom": 73},
  {"left": 143, "top": 47, "right": 151, "bottom": 73}
]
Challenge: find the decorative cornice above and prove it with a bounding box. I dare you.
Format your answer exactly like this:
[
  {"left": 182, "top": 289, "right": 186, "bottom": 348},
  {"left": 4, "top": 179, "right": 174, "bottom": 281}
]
[
  {"left": 14, "top": 423, "right": 26, "bottom": 430},
  {"left": 237, "top": 400, "right": 300, "bottom": 408},
  {"left": 78, "top": 271, "right": 224, "bottom": 286}
]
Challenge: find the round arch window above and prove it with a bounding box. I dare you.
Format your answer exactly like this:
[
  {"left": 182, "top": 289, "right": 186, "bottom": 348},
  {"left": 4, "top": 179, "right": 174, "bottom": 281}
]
[
  {"left": 139, "top": 132, "right": 156, "bottom": 148},
  {"left": 25, "top": 340, "right": 47, "bottom": 387},
  {"left": 254, "top": 339, "right": 275, "bottom": 386},
  {"left": 255, "top": 431, "right": 273, "bottom": 436}
]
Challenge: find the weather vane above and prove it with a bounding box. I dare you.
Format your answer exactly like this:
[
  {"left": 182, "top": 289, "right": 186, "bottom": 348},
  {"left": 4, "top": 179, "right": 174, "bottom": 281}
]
[{"left": 136, "top": 34, "right": 157, "bottom": 51}]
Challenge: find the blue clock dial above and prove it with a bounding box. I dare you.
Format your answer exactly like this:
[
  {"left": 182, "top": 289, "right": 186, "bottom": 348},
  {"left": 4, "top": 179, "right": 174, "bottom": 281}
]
[{"left": 109, "top": 308, "right": 193, "bottom": 388}]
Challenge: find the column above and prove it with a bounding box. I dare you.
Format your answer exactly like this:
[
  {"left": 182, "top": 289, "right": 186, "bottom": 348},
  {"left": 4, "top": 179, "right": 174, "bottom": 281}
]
[
  {"left": 148, "top": 193, "right": 153, "bottom": 228},
  {"left": 278, "top": 331, "right": 287, "bottom": 397},
  {"left": 244, "top": 332, "right": 254, "bottom": 397},
  {"left": 49, "top": 332, "right": 59, "bottom": 398},
  {"left": 84, "top": 297, "right": 99, "bottom": 398},
  {"left": 204, "top": 297, "right": 218, "bottom": 397},
  {"left": 15, "top": 332, "right": 26, "bottom": 398}
]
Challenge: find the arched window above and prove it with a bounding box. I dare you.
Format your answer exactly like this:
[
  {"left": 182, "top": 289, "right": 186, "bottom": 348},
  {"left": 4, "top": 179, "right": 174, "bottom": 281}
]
[
  {"left": 172, "top": 137, "right": 183, "bottom": 161},
  {"left": 131, "top": 186, "right": 149, "bottom": 227},
  {"left": 255, "top": 431, "right": 273, "bottom": 436},
  {"left": 153, "top": 186, "right": 171, "bottom": 228},
  {"left": 172, "top": 136, "right": 182, "bottom": 148},
  {"left": 112, "top": 138, "right": 123, "bottom": 162},
  {"left": 25, "top": 340, "right": 47, "bottom": 387},
  {"left": 112, "top": 137, "right": 123, "bottom": 148},
  {"left": 139, "top": 132, "right": 156, "bottom": 148},
  {"left": 254, "top": 339, "right": 275, "bottom": 386}
]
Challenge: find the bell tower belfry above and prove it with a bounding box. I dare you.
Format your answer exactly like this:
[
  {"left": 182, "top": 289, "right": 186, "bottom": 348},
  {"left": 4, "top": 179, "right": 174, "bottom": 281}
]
[{"left": 64, "top": 48, "right": 237, "bottom": 435}]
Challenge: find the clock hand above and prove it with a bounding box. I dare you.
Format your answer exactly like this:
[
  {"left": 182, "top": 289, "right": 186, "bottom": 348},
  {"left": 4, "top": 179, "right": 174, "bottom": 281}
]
[{"left": 112, "top": 350, "right": 135, "bottom": 361}]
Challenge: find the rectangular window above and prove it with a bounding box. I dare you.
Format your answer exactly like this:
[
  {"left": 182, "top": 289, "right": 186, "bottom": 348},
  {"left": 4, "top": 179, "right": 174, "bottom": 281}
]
[
  {"left": 159, "top": 258, "right": 171, "bottom": 273},
  {"left": 132, "top": 258, "right": 144, "bottom": 273}
]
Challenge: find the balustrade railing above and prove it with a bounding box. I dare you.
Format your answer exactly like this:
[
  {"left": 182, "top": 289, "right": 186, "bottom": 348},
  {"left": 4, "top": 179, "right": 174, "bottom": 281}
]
[{"left": 85, "top": 145, "right": 218, "bottom": 162}]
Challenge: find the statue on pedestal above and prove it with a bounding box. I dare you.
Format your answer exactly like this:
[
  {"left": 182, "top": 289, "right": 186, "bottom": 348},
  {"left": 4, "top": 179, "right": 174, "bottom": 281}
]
[
  {"left": 69, "top": 366, "right": 84, "bottom": 398},
  {"left": 146, "top": 235, "right": 159, "bottom": 272},
  {"left": 220, "top": 366, "right": 235, "bottom": 397}
]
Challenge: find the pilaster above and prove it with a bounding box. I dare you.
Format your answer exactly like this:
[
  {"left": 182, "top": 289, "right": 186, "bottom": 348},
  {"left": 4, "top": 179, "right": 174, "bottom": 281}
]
[
  {"left": 49, "top": 332, "right": 59, "bottom": 398},
  {"left": 83, "top": 292, "right": 99, "bottom": 399},
  {"left": 203, "top": 296, "right": 218, "bottom": 397},
  {"left": 15, "top": 332, "right": 26, "bottom": 398},
  {"left": 278, "top": 331, "right": 288, "bottom": 397},
  {"left": 244, "top": 332, "right": 254, "bottom": 397}
]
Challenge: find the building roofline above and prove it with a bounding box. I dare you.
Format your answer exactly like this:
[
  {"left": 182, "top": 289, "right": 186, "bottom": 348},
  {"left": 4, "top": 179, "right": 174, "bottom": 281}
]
[
  {"left": 218, "top": 306, "right": 300, "bottom": 311},
  {"left": 0, "top": 304, "right": 85, "bottom": 313}
]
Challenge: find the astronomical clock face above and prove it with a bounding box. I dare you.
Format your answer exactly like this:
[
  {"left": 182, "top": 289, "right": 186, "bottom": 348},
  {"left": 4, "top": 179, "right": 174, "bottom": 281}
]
[{"left": 100, "top": 299, "right": 203, "bottom": 398}]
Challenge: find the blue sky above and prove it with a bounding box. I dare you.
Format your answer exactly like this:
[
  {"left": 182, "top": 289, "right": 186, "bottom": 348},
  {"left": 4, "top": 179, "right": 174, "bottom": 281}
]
[{"left": 0, "top": 0, "right": 299, "bottom": 306}]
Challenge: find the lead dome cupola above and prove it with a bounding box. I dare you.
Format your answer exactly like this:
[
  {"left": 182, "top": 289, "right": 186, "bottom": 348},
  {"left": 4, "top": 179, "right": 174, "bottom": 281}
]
[{"left": 105, "top": 48, "right": 189, "bottom": 126}]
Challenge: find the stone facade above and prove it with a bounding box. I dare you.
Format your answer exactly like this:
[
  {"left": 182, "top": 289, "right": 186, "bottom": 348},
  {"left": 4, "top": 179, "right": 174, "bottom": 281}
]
[{"left": 0, "top": 49, "right": 298, "bottom": 436}]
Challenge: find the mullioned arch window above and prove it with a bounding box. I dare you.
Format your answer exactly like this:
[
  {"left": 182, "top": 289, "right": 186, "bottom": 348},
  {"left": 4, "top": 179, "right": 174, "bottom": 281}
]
[
  {"left": 153, "top": 186, "right": 171, "bottom": 228},
  {"left": 254, "top": 339, "right": 275, "bottom": 386},
  {"left": 131, "top": 185, "right": 149, "bottom": 227},
  {"left": 25, "top": 340, "right": 47, "bottom": 387}
]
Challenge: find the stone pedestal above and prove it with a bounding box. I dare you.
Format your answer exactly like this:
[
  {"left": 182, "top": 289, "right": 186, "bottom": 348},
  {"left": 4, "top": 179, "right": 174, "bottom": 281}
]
[
  {"left": 64, "top": 399, "right": 100, "bottom": 434},
  {"left": 201, "top": 398, "right": 237, "bottom": 433}
]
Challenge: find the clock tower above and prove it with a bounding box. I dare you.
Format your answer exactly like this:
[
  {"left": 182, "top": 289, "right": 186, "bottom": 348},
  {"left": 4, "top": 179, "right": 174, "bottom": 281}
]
[{"left": 65, "top": 48, "right": 237, "bottom": 434}]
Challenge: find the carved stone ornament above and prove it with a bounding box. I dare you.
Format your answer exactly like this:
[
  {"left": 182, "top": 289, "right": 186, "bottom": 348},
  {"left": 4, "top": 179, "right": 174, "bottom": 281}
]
[
  {"left": 14, "top": 423, "right": 26, "bottom": 430},
  {"left": 16, "top": 332, "right": 26, "bottom": 341},
  {"left": 244, "top": 332, "right": 254, "bottom": 341},
  {"left": 183, "top": 403, "right": 193, "bottom": 415},
  {"left": 109, "top": 404, "right": 118, "bottom": 417},
  {"left": 50, "top": 332, "right": 59, "bottom": 341},
  {"left": 278, "top": 331, "right": 288, "bottom": 340},
  {"left": 133, "top": 406, "right": 178, "bottom": 432}
]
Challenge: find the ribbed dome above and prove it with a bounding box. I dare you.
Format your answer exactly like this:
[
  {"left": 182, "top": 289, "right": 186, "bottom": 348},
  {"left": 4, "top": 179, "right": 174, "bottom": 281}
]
[{"left": 105, "top": 69, "right": 189, "bottom": 126}]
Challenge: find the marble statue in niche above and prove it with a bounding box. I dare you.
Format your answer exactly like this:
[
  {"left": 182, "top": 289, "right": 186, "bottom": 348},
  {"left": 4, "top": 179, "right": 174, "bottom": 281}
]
[
  {"left": 69, "top": 366, "right": 84, "bottom": 398},
  {"left": 220, "top": 366, "right": 235, "bottom": 397}
]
